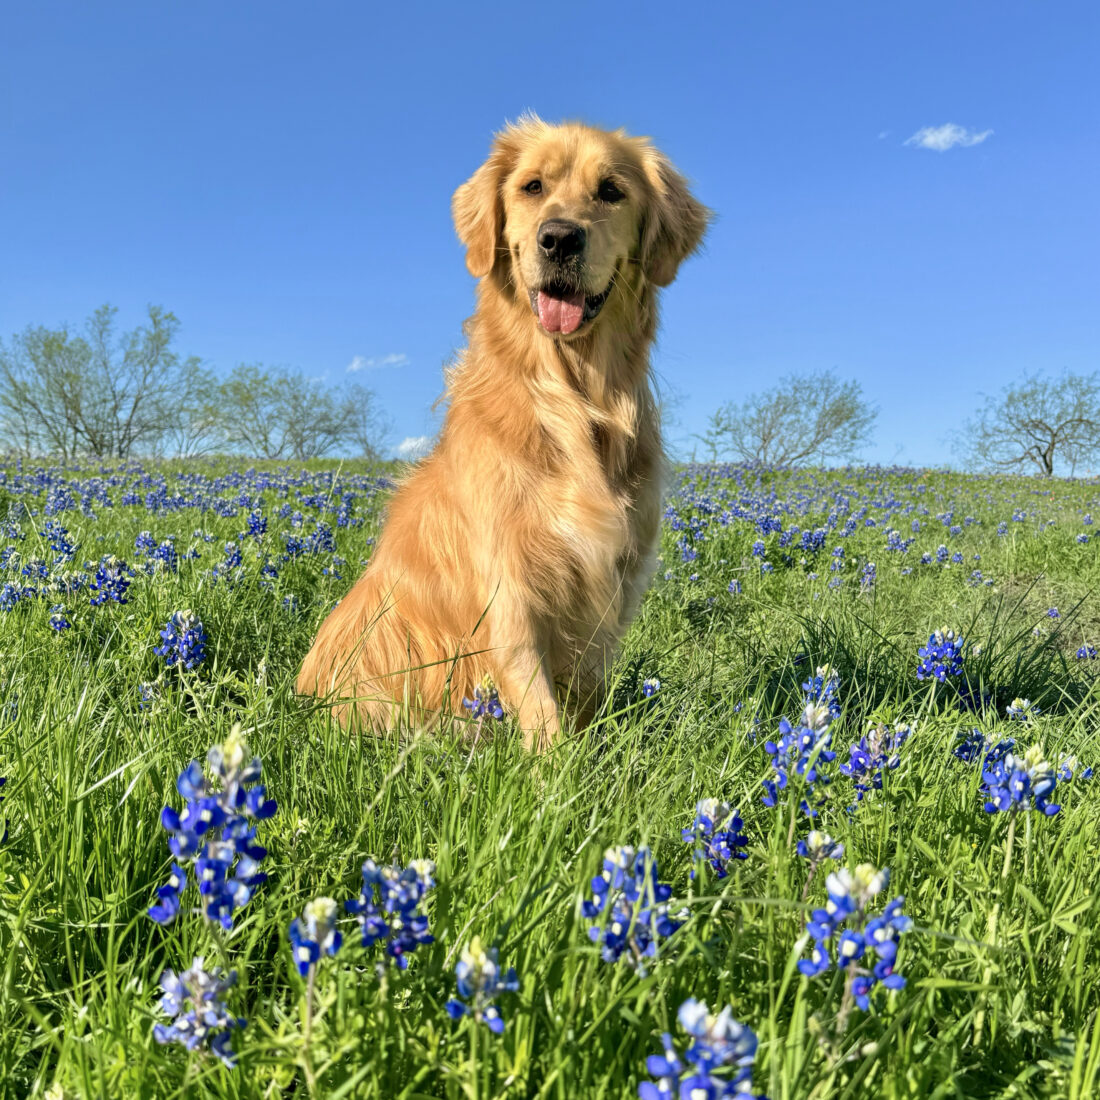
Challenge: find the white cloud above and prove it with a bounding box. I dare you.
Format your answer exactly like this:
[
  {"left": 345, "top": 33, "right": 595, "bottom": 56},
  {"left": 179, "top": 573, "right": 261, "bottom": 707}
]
[
  {"left": 904, "top": 123, "right": 992, "bottom": 152},
  {"left": 395, "top": 435, "right": 433, "bottom": 460},
  {"left": 347, "top": 352, "right": 409, "bottom": 373}
]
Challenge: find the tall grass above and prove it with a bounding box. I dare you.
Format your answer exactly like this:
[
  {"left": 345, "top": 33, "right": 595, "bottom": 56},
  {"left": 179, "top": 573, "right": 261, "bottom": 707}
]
[{"left": 0, "top": 461, "right": 1098, "bottom": 1098}]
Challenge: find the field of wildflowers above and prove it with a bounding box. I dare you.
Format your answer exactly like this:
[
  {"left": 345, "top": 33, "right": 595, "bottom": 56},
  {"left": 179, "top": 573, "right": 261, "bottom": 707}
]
[{"left": 1, "top": 458, "right": 1099, "bottom": 1098}]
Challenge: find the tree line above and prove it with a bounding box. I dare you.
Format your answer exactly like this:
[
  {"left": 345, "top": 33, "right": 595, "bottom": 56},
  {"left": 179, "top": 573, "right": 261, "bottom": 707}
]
[
  {"left": 697, "top": 368, "right": 1100, "bottom": 478},
  {"left": 3, "top": 305, "right": 1097, "bottom": 475},
  {"left": 0, "top": 304, "right": 388, "bottom": 461}
]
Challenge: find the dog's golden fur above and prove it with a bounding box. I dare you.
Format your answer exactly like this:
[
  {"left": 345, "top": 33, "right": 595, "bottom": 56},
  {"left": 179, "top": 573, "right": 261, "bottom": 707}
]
[{"left": 296, "top": 116, "right": 708, "bottom": 747}]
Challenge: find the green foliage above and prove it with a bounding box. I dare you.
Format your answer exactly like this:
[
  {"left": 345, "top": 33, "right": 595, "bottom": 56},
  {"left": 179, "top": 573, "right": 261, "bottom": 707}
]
[{"left": 1, "top": 460, "right": 1099, "bottom": 1098}]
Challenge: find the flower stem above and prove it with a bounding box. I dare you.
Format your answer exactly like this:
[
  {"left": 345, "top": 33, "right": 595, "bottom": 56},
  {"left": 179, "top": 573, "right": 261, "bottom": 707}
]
[
  {"left": 1001, "top": 812, "right": 1016, "bottom": 880},
  {"left": 302, "top": 963, "right": 318, "bottom": 1097}
]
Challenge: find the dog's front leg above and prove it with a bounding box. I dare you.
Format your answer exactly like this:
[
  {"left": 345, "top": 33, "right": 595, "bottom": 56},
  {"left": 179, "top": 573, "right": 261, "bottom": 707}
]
[{"left": 489, "top": 621, "right": 561, "bottom": 750}]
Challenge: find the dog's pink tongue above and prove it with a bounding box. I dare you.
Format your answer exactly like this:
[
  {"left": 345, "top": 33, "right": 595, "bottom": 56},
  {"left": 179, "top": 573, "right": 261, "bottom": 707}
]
[{"left": 537, "top": 289, "right": 585, "bottom": 334}]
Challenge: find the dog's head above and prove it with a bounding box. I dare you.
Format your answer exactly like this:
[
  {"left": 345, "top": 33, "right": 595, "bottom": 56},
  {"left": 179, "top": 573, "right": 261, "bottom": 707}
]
[{"left": 453, "top": 116, "right": 710, "bottom": 339}]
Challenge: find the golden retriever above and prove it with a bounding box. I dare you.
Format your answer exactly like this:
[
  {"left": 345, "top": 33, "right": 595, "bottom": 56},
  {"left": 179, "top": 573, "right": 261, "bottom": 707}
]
[{"left": 296, "top": 115, "right": 708, "bottom": 748}]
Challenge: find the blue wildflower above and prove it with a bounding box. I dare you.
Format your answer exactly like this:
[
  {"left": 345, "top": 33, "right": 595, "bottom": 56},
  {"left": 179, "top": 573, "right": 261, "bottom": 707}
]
[
  {"left": 153, "top": 958, "right": 244, "bottom": 1067},
  {"left": 463, "top": 676, "right": 504, "bottom": 720},
  {"left": 801, "top": 664, "right": 841, "bottom": 721},
  {"left": 796, "top": 829, "right": 844, "bottom": 866},
  {"left": 798, "top": 864, "right": 909, "bottom": 1013},
  {"left": 642, "top": 677, "right": 661, "bottom": 699},
  {"left": 89, "top": 556, "right": 131, "bottom": 606},
  {"left": 581, "top": 846, "right": 683, "bottom": 972},
  {"left": 761, "top": 703, "right": 837, "bottom": 817},
  {"left": 728, "top": 578, "right": 742, "bottom": 595},
  {"left": 345, "top": 858, "right": 435, "bottom": 968},
  {"left": 1077, "top": 645, "right": 1098, "bottom": 660},
  {"left": 839, "top": 721, "right": 912, "bottom": 806},
  {"left": 155, "top": 610, "right": 208, "bottom": 671},
  {"left": 916, "top": 627, "right": 964, "bottom": 682},
  {"left": 48, "top": 604, "right": 71, "bottom": 632},
  {"left": 444, "top": 936, "right": 520, "bottom": 1034},
  {"left": 1005, "top": 697, "right": 1040, "bottom": 722},
  {"left": 148, "top": 728, "right": 277, "bottom": 929},
  {"left": 982, "top": 744, "right": 1061, "bottom": 816},
  {"left": 288, "top": 897, "right": 342, "bottom": 976},
  {"left": 681, "top": 799, "right": 748, "bottom": 879},
  {"left": 638, "top": 998, "right": 766, "bottom": 1100}
]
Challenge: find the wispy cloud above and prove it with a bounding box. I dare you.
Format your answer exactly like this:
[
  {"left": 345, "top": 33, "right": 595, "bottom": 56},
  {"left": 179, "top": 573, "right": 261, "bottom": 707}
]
[
  {"left": 395, "top": 435, "right": 433, "bottom": 460},
  {"left": 904, "top": 123, "right": 992, "bottom": 152},
  {"left": 346, "top": 352, "right": 409, "bottom": 373}
]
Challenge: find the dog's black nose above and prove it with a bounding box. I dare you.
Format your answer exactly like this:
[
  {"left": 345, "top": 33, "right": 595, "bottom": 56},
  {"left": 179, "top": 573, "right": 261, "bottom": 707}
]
[{"left": 538, "top": 220, "right": 586, "bottom": 262}]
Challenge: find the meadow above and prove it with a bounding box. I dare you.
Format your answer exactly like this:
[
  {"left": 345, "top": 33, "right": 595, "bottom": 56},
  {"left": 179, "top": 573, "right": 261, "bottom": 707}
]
[{"left": 1, "top": 457, "right": 1099, "bottom": 1099}]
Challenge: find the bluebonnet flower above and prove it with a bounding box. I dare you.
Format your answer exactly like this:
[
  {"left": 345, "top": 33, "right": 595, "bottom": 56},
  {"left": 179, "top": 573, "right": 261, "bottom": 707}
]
[
  {"left": 581, "top": 846, "right": 683, "bottom": 972},
  {"left": 288, "top": 897, "right": 342, "bottom": 976},
  {"left": 48, "top": 604, "right": 71, "bottom": 632},
  {"left": 463, "top": 676, "right": 504, "bottom": 720},
  {"left": 1078, "top": 534, "right": 1091, "bottom": 544},
  {"left": 751, "top": 540, "right": 766, "bottom": 557},
  {"left": 138, "top": 679, "right": 162, "bottom": 711},
  {"left": 952, "top": 729, "right": 1015, "bottom": 767},
  {"left": 859, "top": 561, "right": 877, "bottom": 590},
  {"left": 761, "top": 703, "right": 837, "bottom": 816},
  {"left": 1, "top": 581, "right": 34, "bottom": 611},
  {"left": 642, "top": 677, "right": 661, "bottom": 699},
  {"left": 147, "top": 538, "right": 179, "bottom": 574},
  {"left": 88, "top": 556, "right": 131, "bottom": 605},
  {"left": 1055, "top": 753, "right": 1093, "bottom": 783},
  {"left": 153, "top": 958, "right": 244, "bottom": 1067},
  {"left": 45, "top": 519, "right": 75, "bottom": 561},
  {"left": 681, "top": 799, "right": 748, "bottom": 879},
  {"left": 444, "top": 936, "right": 520, "bottom": 1034},
  {"left": 728, "top": 578, "right": 742, "bottom": 595},
  {"left": 345, "top": 858, "right": 435, "bottom": 968},
  {"left": 982, "top": 744, "right": 1061, "bottom": 816},
  {"left": 760, "top": 562, "right": 773, "bottom": 575},
  {"left": 245, "top": 509, "right": 267, "bottom": 539},
  {"left": 134, "top": 531, "right": 156, "bottom": 555},
  {"left": 148, "top": 728, "right": 277, "bottom": 929},
  {"left": 212, "top": 541, "right": 243, "bottom": 585},
  {"left": 155, "top": 610, "right": 208, "bottom": 671},
  {"left": 1005, "top": 697, "right": 1040, "bottom": 722},
  {"left": 802, "top": 664, "right": 841, "bottom": 721},
  {"left": 839, "top": 722, "right": 912, "bottom": 807},
  {"left": 916, "top": 627, "right": 965, "bottom": 682},
  {"left": 638, "top": 998, "right": 766, "bottom": 1100},
  {"left": 796, "top": 829, "right": 844, "bottom": 865},
  {"left": 1077, "top": 645, "right": 1098, "bottom": 660},
  {"left": 1047, "top": 607, "right": 1060, "bottom": 619},
  {"left": 798, "top": 864, "right": 909, "bottom": 1013}
]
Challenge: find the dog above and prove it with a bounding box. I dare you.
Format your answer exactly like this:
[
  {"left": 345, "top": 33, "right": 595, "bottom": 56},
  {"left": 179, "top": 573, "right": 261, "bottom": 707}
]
[{"left": 296, "top": 115, "right": 708, "bottom": 748}]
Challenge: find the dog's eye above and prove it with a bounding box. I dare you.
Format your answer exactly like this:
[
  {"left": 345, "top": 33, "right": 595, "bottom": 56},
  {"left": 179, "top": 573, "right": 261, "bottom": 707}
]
[
  {"left": 597, "top": 178, "right": 625, "bottom": 203},
  {"left": 522, "top": 179, "right": 542, "bottom": 195}
]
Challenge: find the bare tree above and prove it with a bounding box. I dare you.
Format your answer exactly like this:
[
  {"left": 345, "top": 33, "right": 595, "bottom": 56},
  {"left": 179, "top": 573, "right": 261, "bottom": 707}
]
[
  {"left": 0, "top": 305, "right": 212, "bottom": 459},
  {"left": 216, "top": 365, "right": 387, "bottom": 460},
  {"left": 700, "top": 371, "right": 876, "bottom": 466},
  {"left": 956, "top": 372, "right": 1100, "bottom": 477}
]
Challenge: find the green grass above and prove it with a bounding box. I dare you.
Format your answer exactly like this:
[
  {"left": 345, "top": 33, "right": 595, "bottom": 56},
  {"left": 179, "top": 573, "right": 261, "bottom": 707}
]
[{"left": 1, "top": 460, "right": 1100, "bottom": 1099}]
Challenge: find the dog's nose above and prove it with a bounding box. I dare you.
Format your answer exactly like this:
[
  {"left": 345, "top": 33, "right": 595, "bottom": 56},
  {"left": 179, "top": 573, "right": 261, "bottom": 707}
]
[{"left": 538, "top": 220, "right": 586, "bottom": 262}]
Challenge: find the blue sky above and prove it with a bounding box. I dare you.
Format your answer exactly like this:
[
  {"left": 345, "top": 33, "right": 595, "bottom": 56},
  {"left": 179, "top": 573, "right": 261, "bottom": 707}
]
[{"left": 2, "top": 3, "right": 1097, "bottom": 465}]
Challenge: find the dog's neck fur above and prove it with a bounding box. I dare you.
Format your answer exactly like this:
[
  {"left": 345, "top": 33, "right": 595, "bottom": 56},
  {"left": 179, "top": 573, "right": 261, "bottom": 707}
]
[{"left": 452, "top": 268, "right": 661, "bottom": 482}]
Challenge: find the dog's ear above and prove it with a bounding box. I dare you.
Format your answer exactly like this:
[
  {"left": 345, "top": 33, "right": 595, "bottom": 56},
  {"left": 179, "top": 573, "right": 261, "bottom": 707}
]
[
  {"left": 640, "top": 149, "right": 711, "bottom": 287},
  {"left": 452, "top": 133, "right": 520, "bottom": 279}
]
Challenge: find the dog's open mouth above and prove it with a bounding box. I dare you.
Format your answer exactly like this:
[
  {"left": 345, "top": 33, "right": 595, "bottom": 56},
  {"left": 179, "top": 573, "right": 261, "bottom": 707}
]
[{"left": 529, "top": 279, "right": 613, "bottom": 335}]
